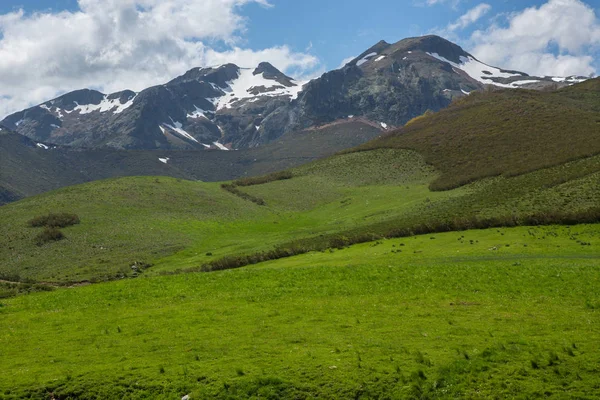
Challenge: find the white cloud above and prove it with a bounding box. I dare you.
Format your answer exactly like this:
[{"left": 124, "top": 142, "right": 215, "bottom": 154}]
[
  {"left": 470, "top": 0, "right": 600, "bottom": 77},
  {"left": 421, "top": 0, "right": 462, "bottom": 9},
  {"left": 0, "top": 0, "right": 319, "bottom": 118},
  {"left": 338, "top": 56, "right": 356, "bottom": 69},
  {"left": 447, "top": 4, "right": 491, "bottom": 32}
]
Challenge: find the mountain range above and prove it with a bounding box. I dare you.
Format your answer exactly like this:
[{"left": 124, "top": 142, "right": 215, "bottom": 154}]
[{"left": 1, "top": 35, "right": 585, "bottom": 151}]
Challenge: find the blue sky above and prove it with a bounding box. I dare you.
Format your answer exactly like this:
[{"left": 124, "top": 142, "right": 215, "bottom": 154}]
[
  {"left": 0, "top": 0, "right": 599, "bottom": 116},
  {"left": 2, "top": 0, "right": 598, "bottom": 71}
]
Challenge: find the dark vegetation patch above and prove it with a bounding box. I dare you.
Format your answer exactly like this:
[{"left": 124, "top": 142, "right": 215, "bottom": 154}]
[
  {"left": 34, "top": 227, "right": 65, "bottom": 246},
  {"left": 178, "top": 208, "right": 600, "bottom": 273},
  {"left": 222, "top": 171, "right": 295, "bottom": 205},
  {"left": 351, "top": 78, "right": 600, "bottom": 190},
  {"left": 233, "top": 171, "right": 293, "bottom": 187},
  {"left": 0, "top": 281, "right": 54, "bottom": 299},
  {"left": 28, "top": 212, "right": 80, "bottom": 228},
  {"left": 221, "top": 184, "right": 266, "bottom": 206}
]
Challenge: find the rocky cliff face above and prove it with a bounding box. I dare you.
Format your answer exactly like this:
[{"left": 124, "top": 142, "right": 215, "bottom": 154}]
[{"left": 2, "top": 35, "right": 585, "bottom": 151}]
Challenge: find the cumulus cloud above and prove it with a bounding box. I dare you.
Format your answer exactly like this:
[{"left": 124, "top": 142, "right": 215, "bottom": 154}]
[
  {"left": 431, "top": 3, "right": 491, "bottom": 39},
  {"left": 0, "top": 0, "right": 319, "bottom": 118},
  {"left": 447, "top": 4, "right": 491, "bottom": 32},
  {"left": 470, "top": 0, "right": 600, "bottom": 77}
]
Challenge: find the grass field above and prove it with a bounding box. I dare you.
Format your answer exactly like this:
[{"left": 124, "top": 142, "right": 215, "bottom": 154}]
[
  {"left": 1, "top": 224, "right": 599, "bottom": 399},
  {"left": 1, "top": 148, "right": 598, "bottom": 284}
]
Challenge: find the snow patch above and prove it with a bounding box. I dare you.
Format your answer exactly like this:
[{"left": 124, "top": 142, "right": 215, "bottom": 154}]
[
  {"left": 15, "top": 119, "right": 24, "bottom": 126},
  {"left": 40, "top": 104, "right": 52, "bottom": 111},
  {"left": 213, "top": 141, "right": 229, "bottom": 151},
  {"left": 214, "top": 69, "right": 304, "bottom": 110},
  {"left": 158, "top": 157, "right": 169, "bottom": 164},
  {"left": 380, "top": 122, "right": 388, "bottom": 129},
  {"left": 187, "top": 105, "right": 211, "bottom": 119},
  {"left": 512, "top": 80, "right": 542, "bottom": 86},
  {"left": 73, "top": 94, "right": 136, "bottom": 115},
  {"left": 461, "top": 89, "right": 471, "bottom": 95},
  {"left": 403, "top": 57, "right": 408, "bottom": 60},
  {"left": 50, "top": 124, "right": 60, "bottom": 129},
  {"left": 551, "top": 76, "right": 587, "bottom": 84},
  {"left": 356, "top": 52, "right": 377, "bottom": 67},
  {"left": 36, "top": 143, "right": 49, "bottom": 149},
  {"left": 375, "top": 55, "right": 386, "bottom": 62},
  {"left": 427, "top": 52, "right": 523, "bottom": 88},
  {"left": 165, "top": 118, "right": 199, "bottom": 143},
  {"left": 255, "top": 125, "right": 260, "bottom": 131},
  {"left": 348, "top": 115, "right": 354, "bottom": 118}
]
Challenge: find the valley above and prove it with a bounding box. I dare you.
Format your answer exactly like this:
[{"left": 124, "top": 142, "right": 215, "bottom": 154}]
[{"left": 0, "top": 29, "right": 598, "bottom": 399}]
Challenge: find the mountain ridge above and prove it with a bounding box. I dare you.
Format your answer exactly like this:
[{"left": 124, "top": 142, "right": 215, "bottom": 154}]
[{"left": 2, "top": 35, "right": 587, "bottom": 152}]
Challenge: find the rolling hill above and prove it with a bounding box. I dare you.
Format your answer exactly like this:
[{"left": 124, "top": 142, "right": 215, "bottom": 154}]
[
  {"left": 352, "top": 78, "right": 600, "bottom": 190},
  {"left": 1, "top": 76, "right": 598, "bottom": 283}
]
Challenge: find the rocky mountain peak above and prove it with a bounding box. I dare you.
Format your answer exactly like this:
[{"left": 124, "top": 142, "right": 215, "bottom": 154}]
[
  {"left": 169, "top": 63, "right": 241, "bottom": 87},
  {"left": 253, "top": 62, "right": 296, "bottom": 87},
  {"left": 396, "top": 35, "right": 469, "bottom": 64}
]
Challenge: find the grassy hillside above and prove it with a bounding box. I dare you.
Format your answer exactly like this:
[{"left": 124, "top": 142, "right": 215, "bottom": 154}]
[
  {"left": 1, "top": 225, "right": 598, "bottom": 399},
  {"left": 0, "top": 149, "right": 438, "bottom": 283},
  {"left": 1, "top": 148, "right": 598, "bottom": 284},
  {"left": 353, "top": 78, "right": 600, "bottom": 190}
]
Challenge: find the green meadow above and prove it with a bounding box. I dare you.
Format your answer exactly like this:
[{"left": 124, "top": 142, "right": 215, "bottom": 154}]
[
  {"left": 1, "top": 148, "right": 598, "bottom": 284},
  {"left": 1, "top": 225, "right": 599, "bottom": 399}
]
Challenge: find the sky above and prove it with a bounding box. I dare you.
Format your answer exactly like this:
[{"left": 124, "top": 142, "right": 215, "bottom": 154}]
[{"left": 0, "top": 0, "right": 599, "bottom": 118}]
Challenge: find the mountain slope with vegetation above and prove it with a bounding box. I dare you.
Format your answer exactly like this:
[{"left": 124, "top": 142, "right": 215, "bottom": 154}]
[
  {"left": 1, "top": 146, "right": 598, "bottom": 284},
  {"left": 353, "top": 78, "right": 600, "bottom": 190},
  {"left": 1, "top": 79, "right": 598, "bottom": 283},
  {"left": 0, "top": 121, "right": 381, "bottom": 204}
]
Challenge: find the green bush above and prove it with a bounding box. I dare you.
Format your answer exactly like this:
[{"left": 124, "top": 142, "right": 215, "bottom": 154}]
[
  {"left": 194, "top": 207, "right": 600, "bottom": 274},
  {"left": 221, "top": 184, "right": 266, "bottom": 206},
  {"left": 28, "top": 213, "right": 80, "bottom": 228},
  {"left": 233, "top": 171, "right": 294, "bottom": 187},
  {"left": 35, "top": 227, "right": 65, "bottom": 246}
]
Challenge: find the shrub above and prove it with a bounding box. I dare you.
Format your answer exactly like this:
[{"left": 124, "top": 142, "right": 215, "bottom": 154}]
[
  {"left": 35, "top": 227, "right": 65, "bottom": 246},
  {"left": 28, "top": 213, "right": 80, "bottom": 228},
  {"left": 221, "top": 184, "right": 266, "bottom": 206},
  {"left": 404, "top": 110, "right": 435, "bottom": 127},
  {"left": 234, "top": 171, "right": 294, "bottom": 187}
]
